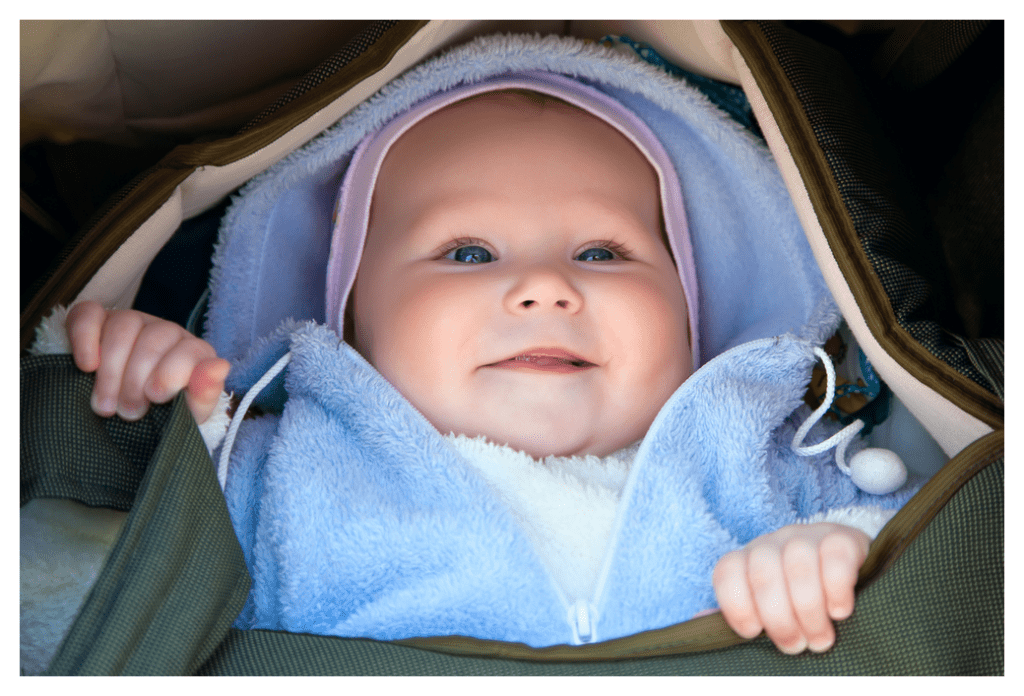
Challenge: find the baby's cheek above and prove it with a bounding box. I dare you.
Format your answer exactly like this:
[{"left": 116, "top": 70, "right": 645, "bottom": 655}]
[{"left": 626, "top": 285, "right": 689, "bottom": 373}]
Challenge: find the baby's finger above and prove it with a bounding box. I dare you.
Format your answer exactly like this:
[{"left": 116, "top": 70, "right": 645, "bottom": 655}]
[
  {"left": 92, "top": 311, "right": 145, "bottom": 417},
  {"left": 184, "top": 357, "right": 231, "bottom": 424},
  {"left": 820, "top": 530, "right": 868, "bottom": 621},
  {"left": 781, "top": 536, "right": 834, "bottom": 653},
  {"left": 144, "top": 335, "right": 220, "bottom": 405},
  {"left": 66, "top": 301, "right": 107, "bottom": 373},
  {"left": 747, "top": 544, "right": 806, "bottom": 655},
  {"left": 121, "top": 320, "right": 199, "bottom": 420},
  {"left": 713, "top": 550, "right": 762, "bottom": 640}
]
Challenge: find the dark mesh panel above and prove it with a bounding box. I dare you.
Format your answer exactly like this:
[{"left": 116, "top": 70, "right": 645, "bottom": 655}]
[{"left": 755, "top": 21, "right": 1001, "bottom": 398}]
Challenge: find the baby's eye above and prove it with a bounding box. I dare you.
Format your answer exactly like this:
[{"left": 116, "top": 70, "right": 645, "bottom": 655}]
[
  {"left": 446, "top": 245, "right": 493, "bottom": 264},
  {"left": 575, "top": 247, "right": 618, "bottom": 262}
]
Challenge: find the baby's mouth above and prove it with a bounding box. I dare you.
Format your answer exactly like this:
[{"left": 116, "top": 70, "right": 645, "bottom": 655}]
[{"left": 485, "top": 349, "right": 597, "bottom": 373}]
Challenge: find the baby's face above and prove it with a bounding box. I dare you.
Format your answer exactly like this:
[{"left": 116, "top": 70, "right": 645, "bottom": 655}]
[{"left": 351, "top": 93, "right": 691, "bottom": 457}]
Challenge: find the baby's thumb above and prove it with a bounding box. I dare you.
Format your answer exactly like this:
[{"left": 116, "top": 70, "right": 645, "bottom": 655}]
[{"left": 186, "top": 358, "right": 231, "bottom": 424}]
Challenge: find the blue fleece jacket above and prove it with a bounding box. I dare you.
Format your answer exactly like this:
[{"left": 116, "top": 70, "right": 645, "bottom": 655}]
[{"left": 207, "top": 33, "right": 919, "bottom": 647}]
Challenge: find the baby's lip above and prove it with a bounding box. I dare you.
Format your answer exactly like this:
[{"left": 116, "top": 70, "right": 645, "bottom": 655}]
[{"left": 483, "top": 347, "right": 597, "bottom": 371}]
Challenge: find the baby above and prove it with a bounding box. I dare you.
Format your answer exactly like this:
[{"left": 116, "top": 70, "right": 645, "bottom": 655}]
[{"left": 67, "top": 86, "right": 871, "bottom": 656}]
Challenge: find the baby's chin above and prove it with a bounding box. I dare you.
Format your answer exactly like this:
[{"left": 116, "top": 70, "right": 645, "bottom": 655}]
[{"left": 449, "top": 426, "right": 636, "bottom": 461}]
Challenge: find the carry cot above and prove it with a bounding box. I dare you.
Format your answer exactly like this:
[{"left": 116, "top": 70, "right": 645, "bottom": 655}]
[{"left": 20, "top": 20, "right": 1003, "bottom": 675}]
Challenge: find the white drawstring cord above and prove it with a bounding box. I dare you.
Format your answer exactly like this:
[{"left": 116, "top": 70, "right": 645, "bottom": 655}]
[
  {"left": 217, "top": 351, "right": 292, "bottom": 490},
  {"left": 215, "top": 345, "right": 906, "bottom": 494},
  {"left": 792, "top": 346, "right": 907, "bottom": 495},
  {"left": 791, "top": 346, "right": 864, "bottom": 474}
]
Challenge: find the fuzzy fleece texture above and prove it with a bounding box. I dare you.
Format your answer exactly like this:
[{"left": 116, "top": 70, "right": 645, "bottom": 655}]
[
  {"left": 448, "top": 435, "right": 637, "bottom": 613},
  {"left": 200, "top": 32, "right": 923, "bottom": 646},
  {"left": 221, "top": 323, "right": 918, "bottom": 646},
  {"left": 205, "top": 32, "right": 831, "bottom": 386},
  {"left": 23, "top": 311, "right": 902, "bottom": 667},
  {"left": 20, "top": 498, "right": 126, "bottom": 675}
]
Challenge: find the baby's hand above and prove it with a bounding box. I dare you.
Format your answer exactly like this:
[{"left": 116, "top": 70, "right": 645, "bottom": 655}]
[
  {"left": 712, "top": 522, "right": 870, "bottom": 654},
  {"left": 66, "top": 301, "right": 230, "bottom": 425}
]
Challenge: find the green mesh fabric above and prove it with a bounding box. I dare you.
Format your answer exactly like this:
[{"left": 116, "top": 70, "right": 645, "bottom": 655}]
[
  {"left": 238, "top": 20, "right": 402, "bottom": 133},
  {"left": 22, "top": 354, "right": 167, "bottom": 510},
  {"left": 23, "top": 355, "right": 250, "bottom": 676}
]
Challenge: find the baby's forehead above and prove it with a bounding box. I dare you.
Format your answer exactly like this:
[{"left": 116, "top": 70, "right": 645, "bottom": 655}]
[
  {"left": 388, "top": 89, "right": 643, "bottom": 159},
  {"left": 369, "top": 88, "right": 668, "bottom": 248}
]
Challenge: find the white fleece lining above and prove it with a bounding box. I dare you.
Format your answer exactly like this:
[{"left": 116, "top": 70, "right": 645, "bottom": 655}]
[
  {"left": 447, "top": 434, "right": 636, "bottom": 606},
  {"left": 27, "top": 304, "right": 73, "bottom": 355},
  {"left": 448, "top": 432, "right": 894, "bottom": 614},
  {"left": 799, "top": 505, "right": 898, "bottom": 540}
]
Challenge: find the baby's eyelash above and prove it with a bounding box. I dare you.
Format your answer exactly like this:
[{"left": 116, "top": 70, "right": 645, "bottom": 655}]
[
  {"left": 433, "top": 237, "right": 633, "bottom": 260},
  {"left": 583, "top": 239, "right": 634, "bottom": 259},
  {"left": 434, "top": 236, "right": 491, "bottom": 259}
]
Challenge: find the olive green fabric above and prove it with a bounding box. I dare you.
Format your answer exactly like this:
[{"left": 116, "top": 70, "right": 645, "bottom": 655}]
[
  {"left": 22, "top": 355, "right": 250, "bottom": 676},
  {"left": 22, "top": 354, "right": 168, "bottom": 510},
  {"left": 22, "top": 355, "right": 1002, "bottom": 674}
]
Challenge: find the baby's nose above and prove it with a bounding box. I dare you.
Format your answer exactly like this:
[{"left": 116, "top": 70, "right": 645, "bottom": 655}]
[{"left": 504, "top": 268, "right": 583, "bottom": 314}]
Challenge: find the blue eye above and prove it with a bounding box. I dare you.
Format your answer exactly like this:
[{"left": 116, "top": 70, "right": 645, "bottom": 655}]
[
  {"left": 576, "top": 247, "right": 617, "bottom": 262},
  {"left": 446, "top": 245, "right": 493, "bottom": 264}
]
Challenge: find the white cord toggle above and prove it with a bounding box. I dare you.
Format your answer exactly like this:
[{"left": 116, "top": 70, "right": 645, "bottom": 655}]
[
  {"left": 217, "top": 351, "right": 293, "bottom": 491},
  {"left": 792, "top": 346, "right": 906, "bottom": 495}
]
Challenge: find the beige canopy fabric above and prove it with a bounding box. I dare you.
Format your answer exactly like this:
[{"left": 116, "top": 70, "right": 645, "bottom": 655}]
[
  {"left": 20, "top": 20, "right": 384, "bottom": 146},
  {"left": 20, "top": 20, "right": 752, "bottom": 147}
]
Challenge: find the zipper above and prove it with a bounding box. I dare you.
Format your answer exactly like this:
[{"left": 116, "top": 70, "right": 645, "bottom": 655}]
[{"left": 570, "top": 600, "right": 595, "bottom": 644}]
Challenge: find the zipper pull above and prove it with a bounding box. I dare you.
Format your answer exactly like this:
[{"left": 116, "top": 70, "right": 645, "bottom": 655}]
[{"left": 571, "top": 600, "right": 594, "bottom": 643}]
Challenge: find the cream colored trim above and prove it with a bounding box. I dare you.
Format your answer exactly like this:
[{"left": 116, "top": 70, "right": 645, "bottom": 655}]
[
  {"left": 568, "top": 20, "right": 742, "bottom": 85},
  {"left": 181, "top": 21, "right": 484, "bottom": 220},
  {"left": 75, "top": 187, "right": 184, "bottom": 311}
]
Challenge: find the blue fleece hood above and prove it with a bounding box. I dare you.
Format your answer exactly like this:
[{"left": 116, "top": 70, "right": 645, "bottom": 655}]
[
  {"left": 204, "top": 33, "right": 918, "bottom": 647},
  {"left": 206, "top": 32, "right": 838, "bottom": 393}
]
